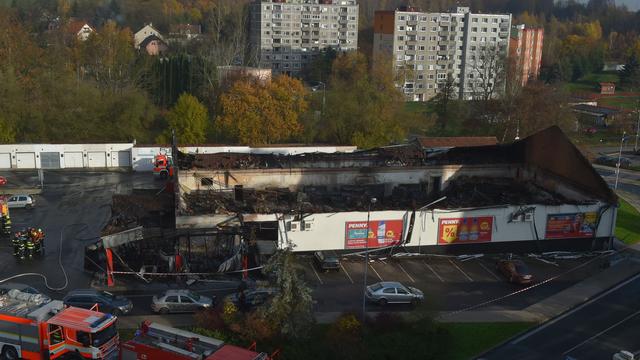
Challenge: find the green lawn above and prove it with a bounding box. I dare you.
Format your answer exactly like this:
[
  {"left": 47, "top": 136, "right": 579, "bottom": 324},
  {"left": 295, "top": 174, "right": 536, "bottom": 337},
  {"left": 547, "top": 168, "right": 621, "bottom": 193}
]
[
  {"left": 616, "top": 198, "right": 640, "bottom": 245},
  {"left": 443, "top": 322, "right": 533, "bottom": 360},
  {"left": 564, "top": 72, "right": 620, "bottom": 94},
  {"left": 598, "top": 96, "right": 640, "bottom": 110}
]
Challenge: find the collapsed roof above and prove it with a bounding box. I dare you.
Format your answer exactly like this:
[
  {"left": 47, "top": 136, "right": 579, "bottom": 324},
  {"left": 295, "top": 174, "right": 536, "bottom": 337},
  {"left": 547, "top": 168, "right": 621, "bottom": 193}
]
[
  {"left": 177, "top": 126, "right": 616, "bottom": 216},
  {"left": 182, "top": 175, "right": 587, "bottom": 215}
]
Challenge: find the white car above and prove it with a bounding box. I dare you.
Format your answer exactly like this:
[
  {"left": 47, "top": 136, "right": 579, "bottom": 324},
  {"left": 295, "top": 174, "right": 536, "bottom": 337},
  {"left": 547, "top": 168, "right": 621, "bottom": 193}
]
[{"left": 7, "top": 195, "right": 35, "bottom": 209}]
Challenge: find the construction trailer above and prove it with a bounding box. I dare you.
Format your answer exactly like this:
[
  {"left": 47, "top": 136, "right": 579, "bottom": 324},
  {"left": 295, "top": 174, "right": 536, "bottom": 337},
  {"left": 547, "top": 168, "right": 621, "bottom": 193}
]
[
  {"left": 120, "top": 322, "right": 270, "bottom": 360},
  {"left": 0, "top": 289, "right": 119, "bottom": 359}
]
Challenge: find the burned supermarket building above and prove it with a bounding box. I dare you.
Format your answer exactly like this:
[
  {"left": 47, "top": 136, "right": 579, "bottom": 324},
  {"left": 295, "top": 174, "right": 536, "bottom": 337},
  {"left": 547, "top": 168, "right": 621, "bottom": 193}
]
[{"left": 175, "top": 126, "right": 618, "bottom": 256}]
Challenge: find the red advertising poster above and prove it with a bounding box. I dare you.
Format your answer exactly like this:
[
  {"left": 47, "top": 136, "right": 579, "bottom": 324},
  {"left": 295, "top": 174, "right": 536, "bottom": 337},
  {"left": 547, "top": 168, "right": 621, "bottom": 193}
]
[
  {"left": 438, "top": 217, "right": 493, "bottom": 244},
  {"left": 545, "top": 212, "right": 597, "bottom": 239},
  {"left": 345, "top": 220, "right": 404, "bottom": 249}
]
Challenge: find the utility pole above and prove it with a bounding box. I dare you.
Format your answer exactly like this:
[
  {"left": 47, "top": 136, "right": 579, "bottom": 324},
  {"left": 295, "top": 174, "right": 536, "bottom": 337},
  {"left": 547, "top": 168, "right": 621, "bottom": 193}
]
[
  {"left": 635, "top": 100, "right": 640, "bottom": 153},
  {"left": 615, "top": 131, "right": 626, "bottom": 190},
  {"left": 362, "top": 197, "right": 376, "bottom": 323}
]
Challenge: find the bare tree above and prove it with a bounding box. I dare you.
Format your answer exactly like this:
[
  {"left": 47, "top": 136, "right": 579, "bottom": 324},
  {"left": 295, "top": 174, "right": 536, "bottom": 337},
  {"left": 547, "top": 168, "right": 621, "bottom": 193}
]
[{"left": 469, "top": 43, "right": 508, "bottom": 103}]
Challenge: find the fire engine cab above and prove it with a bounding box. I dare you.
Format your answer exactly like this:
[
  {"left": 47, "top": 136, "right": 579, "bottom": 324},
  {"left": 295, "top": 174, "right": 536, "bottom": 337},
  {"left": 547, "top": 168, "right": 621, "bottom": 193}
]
[
  {"left": 0, "top": 289, "right": 119, "bottom": 359},
  {"left": 120, "top": 322, "right": 270, "bottom": 360},
  {"left": 152, "top": 154, "right": 173, "bottom": 180}
]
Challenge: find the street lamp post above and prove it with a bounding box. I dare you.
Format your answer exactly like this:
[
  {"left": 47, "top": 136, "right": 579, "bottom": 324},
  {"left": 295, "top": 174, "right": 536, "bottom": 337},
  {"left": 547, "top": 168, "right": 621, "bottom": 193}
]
[
  {"left": 362, "top": 197, "right": 377, "bottom": 323},
  {"left": 615, "top": 131, "right": 626, "bottom": 190},
  {"left": 635, "top": 100, "right": 640, "bottom": 153}
]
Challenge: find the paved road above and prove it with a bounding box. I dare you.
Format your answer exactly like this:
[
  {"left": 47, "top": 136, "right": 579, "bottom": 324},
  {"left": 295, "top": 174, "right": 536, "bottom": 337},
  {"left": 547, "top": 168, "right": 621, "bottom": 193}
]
[{"left": 479, "top": 272, "right": 640, "bottom": 359}]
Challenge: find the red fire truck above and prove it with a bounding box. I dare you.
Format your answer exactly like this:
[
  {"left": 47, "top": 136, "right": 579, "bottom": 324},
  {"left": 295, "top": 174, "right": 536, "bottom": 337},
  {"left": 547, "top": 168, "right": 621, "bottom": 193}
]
[
  {"left": 152, "top": 154, "right": 174, "bottom": 180},
  {"left": 0, "top": 289, "right": 119, "bottom": 359},
  {"left": 120, "top": 321, "right": 272, "bottom": 360}
]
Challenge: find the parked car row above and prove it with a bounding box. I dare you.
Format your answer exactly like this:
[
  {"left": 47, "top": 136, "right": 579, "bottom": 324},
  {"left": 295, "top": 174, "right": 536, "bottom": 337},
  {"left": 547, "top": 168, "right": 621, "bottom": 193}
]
[{"left": 594, "top": 155, "right": 631, "bottom": 169}]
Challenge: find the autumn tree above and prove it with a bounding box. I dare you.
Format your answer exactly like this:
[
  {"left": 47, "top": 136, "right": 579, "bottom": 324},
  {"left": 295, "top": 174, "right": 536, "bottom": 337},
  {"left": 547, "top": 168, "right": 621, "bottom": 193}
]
[
  {"left": 216, "top": 75, "right": 307, "bottom": 145},
  {"left": 162, "top": 93, "right": 208, "bottom": 144},
  {"left": 321, "top": 52, "right": 406, "bottom": 148},
  {"left": 504, "top": 82, "right": 575, "bottom": 139},
  {"left": 80, "top": 21, "right": 136, "bottom": 92}
]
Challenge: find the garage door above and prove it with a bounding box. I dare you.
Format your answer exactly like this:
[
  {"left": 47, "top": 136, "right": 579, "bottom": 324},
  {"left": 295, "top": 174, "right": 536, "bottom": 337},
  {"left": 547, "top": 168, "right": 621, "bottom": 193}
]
[
  {"left": 117, "top": 151, "right": 131, "bottom": 167},
  {"left": 64, "top": 152, "right": 84, "bottom": 168},
  {"left": 16, "top": 153, "right": 36, "bottom": 169},
  {"left": 88, "top": 152, "right": 107, "bottom": 167},
  {"left": 0, "top": 153, "right": 10, "bottom": 169},
  {"left": 40, "top": 152, "right": 61, "bottom": 169}
]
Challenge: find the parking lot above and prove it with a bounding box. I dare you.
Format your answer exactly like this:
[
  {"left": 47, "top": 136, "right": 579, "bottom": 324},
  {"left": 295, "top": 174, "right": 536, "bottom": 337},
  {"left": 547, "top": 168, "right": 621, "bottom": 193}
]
[{"left": 300, "top": 252, "right": 607, "bottom": 313}]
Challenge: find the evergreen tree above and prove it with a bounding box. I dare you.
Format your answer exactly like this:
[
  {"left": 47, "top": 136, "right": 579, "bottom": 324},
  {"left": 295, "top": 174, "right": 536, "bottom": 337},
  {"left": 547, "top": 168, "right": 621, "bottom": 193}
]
[{"left": 620, "top": 53, "right": 640, "bottom": 91}]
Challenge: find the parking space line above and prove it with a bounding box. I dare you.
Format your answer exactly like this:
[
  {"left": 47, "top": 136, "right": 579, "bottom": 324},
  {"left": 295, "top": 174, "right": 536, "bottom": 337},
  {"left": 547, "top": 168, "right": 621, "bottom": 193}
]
[
  {"left": 449, "top": 259, "right": 473, "bottom": 282},
  {"left": 423, "top": 260, "right": 444, "bottom": 282},
  {"left": 369, "top": 263, "right": 384, "bottom": 282},
  {"left": 397, "top": 263, "right": 415, "bottom": 283},
  {"left": 340, "top": 262, "right": 354, "bottom": 284},
  {"left": 309, "top": 262, "right": 324, "bottom": 285},
  {"left": 478, "top": 261, "right": 501, "bottom": 281}
]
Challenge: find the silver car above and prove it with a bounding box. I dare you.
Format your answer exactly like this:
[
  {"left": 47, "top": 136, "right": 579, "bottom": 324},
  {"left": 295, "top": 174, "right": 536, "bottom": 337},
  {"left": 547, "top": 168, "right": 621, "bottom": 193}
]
[
  {"left": 151, "top": 290, "right": 214, "bottom": 314},
  {"left": 7, "top": 194, "right": 35, "bottom": 209},
  {"left": 365, "top": 281, "right": 424, "bottom": 306}
]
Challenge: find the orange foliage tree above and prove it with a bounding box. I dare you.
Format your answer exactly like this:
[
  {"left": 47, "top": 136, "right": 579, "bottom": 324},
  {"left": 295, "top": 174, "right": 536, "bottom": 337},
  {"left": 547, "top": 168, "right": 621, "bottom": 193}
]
[{"left": 216, "top": 75, "right": 308, "bottom": 145}]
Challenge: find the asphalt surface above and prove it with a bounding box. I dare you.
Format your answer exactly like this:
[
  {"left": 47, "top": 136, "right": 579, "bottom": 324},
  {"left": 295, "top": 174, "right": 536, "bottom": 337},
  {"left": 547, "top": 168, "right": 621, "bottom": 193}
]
[
  {"left": 479, "top": 272, "right": 640, "bottom": 359},
  {"left": 0, "top": 171, "right": 151, "bottom": 301},
  {"left": 303, "top": 254, "right": 607, "bottom": 314}
]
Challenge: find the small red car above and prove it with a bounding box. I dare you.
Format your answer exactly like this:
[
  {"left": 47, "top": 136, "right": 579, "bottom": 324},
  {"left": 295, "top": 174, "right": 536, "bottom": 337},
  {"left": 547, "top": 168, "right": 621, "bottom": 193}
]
[
  {"left": 497, "top": 259, "right": 534, "bottom": 285},
  {"left": 0, "top": 176, "right": 7, "bottom": 186}
]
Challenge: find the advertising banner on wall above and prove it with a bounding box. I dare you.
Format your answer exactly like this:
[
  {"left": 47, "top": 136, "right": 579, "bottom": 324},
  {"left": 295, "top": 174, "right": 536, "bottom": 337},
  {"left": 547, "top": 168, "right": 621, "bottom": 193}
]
[
  {"left": 438, "top": 217, "right": 494, "bottom": 244},
  {"left": 545, "top": 212, "right": 597, "bottom": 239},
  {"left": 345, "top": 220, "right": 404, "bottom": 249}
]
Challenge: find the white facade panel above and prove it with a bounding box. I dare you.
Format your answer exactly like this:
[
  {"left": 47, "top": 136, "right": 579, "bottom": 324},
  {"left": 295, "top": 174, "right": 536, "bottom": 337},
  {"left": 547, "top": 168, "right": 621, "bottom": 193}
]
[
  {"left": 0, "top": 153, "right": 11, "bottom": 169},
  {"left": 87, "top": 152, "right": 107, "bottom": 167},
  {"left": 64, "top": 152, "right": 84, "bottom": 168},
  {"left": 16, "top": 153, "right": 36, "bottom": 169},
  {"left": 280, "top": 203, "right": 615, "bottom": 252}
]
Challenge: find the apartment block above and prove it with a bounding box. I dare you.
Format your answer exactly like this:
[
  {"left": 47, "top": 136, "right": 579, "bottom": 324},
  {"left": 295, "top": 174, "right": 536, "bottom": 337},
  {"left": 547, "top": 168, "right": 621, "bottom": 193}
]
[
  {"left": 374, "top": 6, "right": 511, "bottom": 101},
  {"left": 509, "top": 24, "right": 544, "bottom": 86},
  {"left": 250, "top": 0, "right": 359, "bottom": 76}
]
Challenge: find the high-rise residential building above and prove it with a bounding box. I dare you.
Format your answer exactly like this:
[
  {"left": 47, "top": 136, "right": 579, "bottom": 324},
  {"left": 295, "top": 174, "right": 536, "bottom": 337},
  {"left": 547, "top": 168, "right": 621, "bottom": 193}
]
[
  {"left": 509, "top": 24, "right": 544, "bottom": 87},
  {"left": 250, "top": 0, "right": 359, "bottom": 76},
  {"left": 373, "top": 6, "right": 512, "bottom": 101}
]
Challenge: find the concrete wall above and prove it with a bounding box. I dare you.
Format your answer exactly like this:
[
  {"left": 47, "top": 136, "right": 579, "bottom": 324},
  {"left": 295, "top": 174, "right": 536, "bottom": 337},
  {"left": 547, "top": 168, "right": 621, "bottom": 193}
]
[
  {"left": 280, "top": 202, "right": 615, "bottom": 252},
  {"left": 0, "top": 143, "right": 133, "bottom": 170},
  {"left": 179, "top": 164, "right": 515, "bottom": 193}
]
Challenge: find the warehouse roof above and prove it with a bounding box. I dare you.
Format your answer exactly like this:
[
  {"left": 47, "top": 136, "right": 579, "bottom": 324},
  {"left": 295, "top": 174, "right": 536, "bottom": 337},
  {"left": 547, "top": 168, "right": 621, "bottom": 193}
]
[{"left": 413, "top": 136, "right": 498, "bottom": 148}]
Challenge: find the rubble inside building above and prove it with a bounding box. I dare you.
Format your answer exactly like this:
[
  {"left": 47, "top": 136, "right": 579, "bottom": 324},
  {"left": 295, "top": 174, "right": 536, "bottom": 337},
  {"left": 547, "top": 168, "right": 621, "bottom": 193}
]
[{"left": 182, "top": 175, "right": 589, "bottom": 216}]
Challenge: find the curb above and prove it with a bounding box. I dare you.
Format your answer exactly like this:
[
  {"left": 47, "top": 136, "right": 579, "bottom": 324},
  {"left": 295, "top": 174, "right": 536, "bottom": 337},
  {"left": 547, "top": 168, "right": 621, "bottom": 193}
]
[{"left": 475, "top": 269, "right": 640, "bottom": 359}]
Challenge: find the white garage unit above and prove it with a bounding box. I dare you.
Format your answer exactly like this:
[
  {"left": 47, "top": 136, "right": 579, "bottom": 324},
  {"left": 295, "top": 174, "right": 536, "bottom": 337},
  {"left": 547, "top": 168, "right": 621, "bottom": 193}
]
[
  {"left": 116, "top": 150, "right": 131, "bottom": 167},
  {"left": 16, "top": 153, "right": 36, "bottom": 169},
  {"left": 64, "top": 152, "right": 84, "bottom": 168},
  {"left": 88, "top": 152, "right": 107, "bottom": 167},
  {"left": 0, "top": 153, "right": 10, "bottom": 169}
]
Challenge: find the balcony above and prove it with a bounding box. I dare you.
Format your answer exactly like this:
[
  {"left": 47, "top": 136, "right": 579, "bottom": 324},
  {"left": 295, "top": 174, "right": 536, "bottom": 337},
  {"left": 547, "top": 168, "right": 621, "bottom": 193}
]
[
  {"left": 437, "top": 59, "right": 449, "bottom": 66},
  {"left": 407, "top": 20, "right": 418, "bottom": 26},
  {"left": 437, "top": 50, "right": 449, "bottom": 56},
  {"left": 499, "top": 31, "right": 509, "bottom": 38},
  {"left": 438, "top": 31, "right": 451, "bottom": 37}
]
